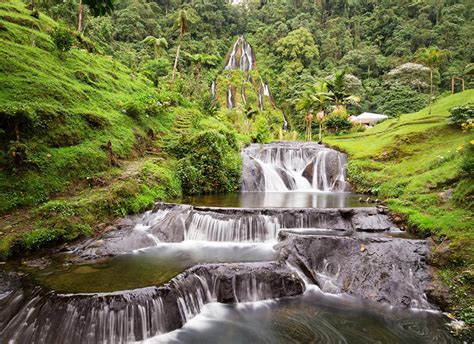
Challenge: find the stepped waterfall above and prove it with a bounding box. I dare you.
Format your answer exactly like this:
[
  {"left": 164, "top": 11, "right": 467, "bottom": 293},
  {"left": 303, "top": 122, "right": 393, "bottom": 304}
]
[{"left": 0, "top": 141, "right": 451, "bottom": 344}]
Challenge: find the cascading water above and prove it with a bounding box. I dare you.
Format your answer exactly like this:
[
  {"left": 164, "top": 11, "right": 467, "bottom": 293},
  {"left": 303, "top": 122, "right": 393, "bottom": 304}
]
[
  {"left": 227, "top": 85, "right": 233, "bottom": 109},
  {"left": 0, "top": 138, "right": 457, "bottom": 343},
  {"left": 241, "top": 141, "right": 350, "bottom": 192},
  {"left": 224, "top": 36, "right": 254, "bottom": 72},
  {"left": 211, "top": 80, "right": 216, "bottom": 98}
]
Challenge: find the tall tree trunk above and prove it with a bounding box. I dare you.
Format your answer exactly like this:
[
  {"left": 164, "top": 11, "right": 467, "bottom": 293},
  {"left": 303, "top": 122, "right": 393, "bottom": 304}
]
[
  {"left": 14, "top": 120, "right": 20, "bottom": 142},
  {"left": 318, "top": 122, "right": 322, "bottom": 142},
  {"left": 429, "top": 69, "right": 433, "bottom": 115},
  {"left": 171, "top": 43, "right": 182, "bottom": 83},
  {"left": 77, "top": 0, "right": 84, "bottom": 32}
]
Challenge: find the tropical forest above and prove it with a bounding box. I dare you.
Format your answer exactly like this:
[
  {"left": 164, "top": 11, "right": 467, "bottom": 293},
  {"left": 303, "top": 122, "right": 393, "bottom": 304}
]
[{"left": 0, "top": 0, "right": 473, "bottom": 342}]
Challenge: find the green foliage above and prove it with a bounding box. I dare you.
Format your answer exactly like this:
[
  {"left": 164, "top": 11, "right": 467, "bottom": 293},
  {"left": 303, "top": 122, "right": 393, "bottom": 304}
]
[
  {"left": 324, "top": 113, "right": 352, "bottom": 135},
  {"left": 376, "top": 85, "right": 428, "bottom": 117},
  {"left": 21, "top": 228, "right": 59, "bottom": 250},
  {"left": 275, "top": 27, "right": 319, "bottom": 67},
  {"left": 448, "top": 103, "right": 474, "bottom": 128},
  {"left": 50, "top": 26, "right": 74, "bottom": 52},
  {"left": 253, "top": 115, "right": 270, "bottom": 143},
  {"left": 175, "top": 129, "right": 241, "bottom": 195},
  {"left": 460, "top": 140, "right": 474, "bottom": 178}
]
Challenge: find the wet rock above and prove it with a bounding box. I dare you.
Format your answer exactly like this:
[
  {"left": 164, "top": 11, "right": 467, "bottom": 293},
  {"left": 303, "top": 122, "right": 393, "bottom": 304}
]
[
  {"left": 425, "top": 270, "right": 452, "bottom": 310},
  {"left": 0, "top": 270, "right": 23, "bottom": 300},
  {"left": 280, "top": 233, "right": 434, "bottom": 309},
  {"left": 241, "top": 155, "right": 265, "bottom": 191},
  {"left": 71, "top": 204, "right": 398, "bottom": 260},
  {"left": 0, "top": 262, "right": 304, "bottom": 343},
  {"left": 22, "top": 257, "right": 52, "bottom": 269}
]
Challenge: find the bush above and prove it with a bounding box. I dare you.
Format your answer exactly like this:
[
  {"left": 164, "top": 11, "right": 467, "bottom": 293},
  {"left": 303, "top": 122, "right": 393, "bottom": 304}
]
[
  {"left": 460, "top": 140, "right": 474, "bottom": 178},
  {"left": 253, "top": 115, "right": 270, "bottom": 143},
  {"left": 376, "top": 85, "right": 428, "bottom": 117},
  {"left": 324, "top": 112, "right": 352, "bottom": 134},
  {"left": 175, "top": 130, "right": 242, "bottom": 195},
  {"left": 123, "top": 100, "right": 146, "bottom": 121},
  {"left": 50, "top": 26, "right": 74, "bottom": 53},
  {"left": 448, "top": 103, "right": 474, "bottom": 128}
]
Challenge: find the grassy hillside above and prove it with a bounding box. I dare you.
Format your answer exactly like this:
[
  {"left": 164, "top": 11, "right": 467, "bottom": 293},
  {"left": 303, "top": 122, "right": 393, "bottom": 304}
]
[
  {"left": 0, "top": 0, "right": 254, "bottom": 260},
  {"left": 0, "top": 0, "right": 192, "bottom": 258},
  {"left": 326, "top": 90, "right": 474, "bottom": 322}
]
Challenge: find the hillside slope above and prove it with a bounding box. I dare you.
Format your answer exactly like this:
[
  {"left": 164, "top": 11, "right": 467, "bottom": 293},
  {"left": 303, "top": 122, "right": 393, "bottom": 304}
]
[
  {"left": 326, "top": 90, "right": 474, "bottom": 322},
  {"left": 0, "top": 0, "right": 191, "bottom": 258}
]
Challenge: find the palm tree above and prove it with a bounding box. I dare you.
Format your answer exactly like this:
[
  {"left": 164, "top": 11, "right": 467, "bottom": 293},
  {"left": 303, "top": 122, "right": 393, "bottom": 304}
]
[
  {"left": 142, "top": 36, "right": 168, "bottom": 58},
  {"left": 416, "top": 47, "right": 449, "bottom": 115},
  {"left": 296, "top": 81, "right": 334, "bottom": 142},
  {"left": 171, "top": 8, "right": 199, "bottom": 83}
]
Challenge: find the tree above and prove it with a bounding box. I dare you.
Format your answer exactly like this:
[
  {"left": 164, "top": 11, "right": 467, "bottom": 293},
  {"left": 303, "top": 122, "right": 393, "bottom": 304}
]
[
  {"left": 416, "top": 47, "right": 449, "bottom": 115},
  {"left": 326, "top": 70, "right": 360, "bottom": 108},
  {"left": 77, "top": 0, "right": 113, "bottom": 32},
  {"left": 386, "top": 63, "right": 431, "bottom": 92},
  {"left": 296, "top": 81, "right": 334, "bottom": 142},
  {"left": 275, "top": 27, "right": 319, "bottom": 67},
  {"left": 186, "top": 53, "right": 218, "bottom": 79},
  {"left": 142, "top": 36, "right": 168, "bottom": 58},
  {"left": 171, "top": 7, "right": 199, "bottom": 83}
]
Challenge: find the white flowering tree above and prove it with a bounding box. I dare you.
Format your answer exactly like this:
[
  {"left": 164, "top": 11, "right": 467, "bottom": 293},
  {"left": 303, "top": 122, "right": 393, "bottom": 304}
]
[{"left": 386, "top": 63, "right": 431, "bottom": 92}]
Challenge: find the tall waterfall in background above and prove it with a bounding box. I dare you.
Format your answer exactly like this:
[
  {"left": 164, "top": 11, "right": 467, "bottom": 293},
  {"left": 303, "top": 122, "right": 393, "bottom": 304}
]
[{"left": 241, "top": 142, "right": 350, "bottom": 192}]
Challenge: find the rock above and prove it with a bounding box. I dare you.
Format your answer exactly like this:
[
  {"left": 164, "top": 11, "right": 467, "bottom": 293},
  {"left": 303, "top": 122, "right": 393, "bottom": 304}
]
[
  {"left": 22, "top": 257, "right": 52, "bottom": 270},
  {"left": 0, "top": 262, "right": 304, "bottom": 342},
  {"left": 438, "top": 189, "right": 453, "bottom": 202},
  {"left": 425, "top": 272, "right": 452, "bottom": 311},
  {"left": 279, "top": 234, "right": 433, "bottom": 309},
  {"left": 429, "top": 239, "right": 452, "bottom": 267}
]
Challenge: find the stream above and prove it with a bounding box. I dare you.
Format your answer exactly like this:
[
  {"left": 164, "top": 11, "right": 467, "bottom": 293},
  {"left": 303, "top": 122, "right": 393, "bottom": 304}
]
[{"left": 0, "top": 142, "right": 461, "bottom": 343}]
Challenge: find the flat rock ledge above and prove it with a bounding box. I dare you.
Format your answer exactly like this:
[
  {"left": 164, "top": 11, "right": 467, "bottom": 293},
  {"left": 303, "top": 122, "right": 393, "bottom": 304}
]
[
  {"left": 70, "top": 203, "right": 397, "bottom": 262},
  {"left": 0, "top": 262, "right": 304, "bottom": 343}
]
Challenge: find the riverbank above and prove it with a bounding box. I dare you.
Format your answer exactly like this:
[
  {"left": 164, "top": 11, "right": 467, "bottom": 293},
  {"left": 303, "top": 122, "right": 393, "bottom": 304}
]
[{"left": 325, "top": 90, "right": 474, "bottom": 325}]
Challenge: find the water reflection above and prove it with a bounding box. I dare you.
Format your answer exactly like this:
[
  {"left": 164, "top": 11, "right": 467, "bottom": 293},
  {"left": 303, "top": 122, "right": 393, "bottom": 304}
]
[
  {"left": 149, "top": 287, "right": 460, "bottom": 344},
  {"left": 180, "top": 192, "right": 371, "bottom": 208},
  {"left": 26, "top": 242, "right": 277, "bottom": 293}
]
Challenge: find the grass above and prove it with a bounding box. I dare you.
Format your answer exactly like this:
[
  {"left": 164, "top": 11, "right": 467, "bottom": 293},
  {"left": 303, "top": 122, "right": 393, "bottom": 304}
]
[
  {"left": 0, "top": 0, "right": 186, "bottom": 258},
  {"left": 325, "top": 90, "right": 474, "bottom": 323},
  {"left": 0, "top": 0, "right": 176, "bottom": 212}
]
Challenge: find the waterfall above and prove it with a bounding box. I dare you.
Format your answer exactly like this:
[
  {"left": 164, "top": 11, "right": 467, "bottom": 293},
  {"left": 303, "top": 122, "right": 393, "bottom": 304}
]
[
  {"left": 241, "top": 142, "right": 350, "bottom": 192},
  {"left": 241, "top": 84, "right": 246, "bottom": 104},
  {"left": 227, "top": 85, "right": 233, "bottom": 109},
  {"left": 224, "top": 36, "right": 254, "bottom": 72},
  {"left": 211, "top": 80, "right": 216, "bottom": 98},
  {"left": 185, "top": 212, "right": 279, "bottom": 242}
]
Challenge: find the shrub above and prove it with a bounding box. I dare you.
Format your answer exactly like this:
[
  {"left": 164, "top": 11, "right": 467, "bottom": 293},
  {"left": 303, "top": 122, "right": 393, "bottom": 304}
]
[
  {"left": 253, "top": 115, "right": 270, "bottom": 143},
  {"left": 448, "top": 103, "right": 474, "bottom": 128},
  {"left": 376, "top": 85, "right": 428, "bottom": 117},
  {"left": 123, "top": 100, "right": 145, "bottom": 121},
  {"left": 50, "top": 26, "right": 74, "bottom": 53},
  {"left": 175, "top": 130, "right": 242, "bottom": 195},
  {"left": 324, "top": 112, "right": 352, "bottom": 134},
  {"left": 460, "top": 140, "right": 474, "bottom": 178},
  {"left": 21, "top": 228, "right": 59, "bottom": 251}
]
